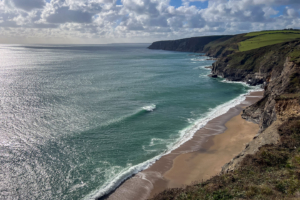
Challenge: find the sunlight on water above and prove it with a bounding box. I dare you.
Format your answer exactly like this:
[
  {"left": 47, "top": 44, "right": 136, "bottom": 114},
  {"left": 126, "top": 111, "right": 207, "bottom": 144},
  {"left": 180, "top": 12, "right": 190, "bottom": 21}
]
[{"left": 0, "top": 44, "right": 256, "bottom": 199}]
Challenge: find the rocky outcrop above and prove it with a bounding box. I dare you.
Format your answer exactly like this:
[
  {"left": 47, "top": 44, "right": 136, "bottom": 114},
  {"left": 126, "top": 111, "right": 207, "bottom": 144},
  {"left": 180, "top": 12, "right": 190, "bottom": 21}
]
[
  {"left": 208, "top": 40, "right": 300, "bottom": 138},
  {"left": 210, "top": 41, "right": 300, "bottom": 85},
  {"left": 208, "top": 74, "right": 218, "bottom": 78},
  {"left": 242, "top": 56, "right": 300, "bottom": 132},
  {"left": 148, "top": 36, "right": 231, "bottom": 53}
]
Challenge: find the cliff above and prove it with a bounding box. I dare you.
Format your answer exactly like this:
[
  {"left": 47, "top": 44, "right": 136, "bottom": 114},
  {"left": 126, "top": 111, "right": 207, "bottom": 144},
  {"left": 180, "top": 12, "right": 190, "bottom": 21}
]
[
  {"left": 196, "top": 38, "right": 300, "bottom": 174},
  {"left": 150, "top": 30, "right": 300, "bottom": 199},
  {"left": 222, "top": 55, "right": 300, "bottom": 174}
]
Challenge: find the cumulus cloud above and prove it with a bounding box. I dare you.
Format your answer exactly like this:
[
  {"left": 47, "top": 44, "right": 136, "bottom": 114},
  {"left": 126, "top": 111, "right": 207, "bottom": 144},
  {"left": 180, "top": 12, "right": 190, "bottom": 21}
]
[
  {"left": 0, "top": 0, "right": 299, "bottom": 43},
  {"left": 5, "top": 0, "right": 46, "bottom": 11},
  {"left": 284, "top": 8, "right": 299, "bottom": 18},
  {"left": 45, "top": 6, "right": 93, "bottom": 23}
]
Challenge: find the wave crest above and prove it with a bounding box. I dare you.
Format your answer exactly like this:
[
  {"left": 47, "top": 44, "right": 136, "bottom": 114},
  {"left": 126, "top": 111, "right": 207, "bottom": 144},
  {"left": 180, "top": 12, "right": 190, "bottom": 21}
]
[{"left": 142, "top": 104, "right": 156, "bottom": 112}]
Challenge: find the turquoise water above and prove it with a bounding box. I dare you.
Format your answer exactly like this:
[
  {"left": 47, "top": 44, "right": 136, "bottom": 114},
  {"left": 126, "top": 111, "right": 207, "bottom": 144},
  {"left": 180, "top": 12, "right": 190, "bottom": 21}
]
[{"left": 0, "top": 44, "right": 255, "bottom": 199}]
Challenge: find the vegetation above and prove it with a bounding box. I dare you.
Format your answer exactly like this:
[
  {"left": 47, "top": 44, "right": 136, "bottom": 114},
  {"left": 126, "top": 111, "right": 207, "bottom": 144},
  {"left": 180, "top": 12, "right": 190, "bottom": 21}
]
[
  {"left": 203, "top": 34, "right": 248, "bottom": 57},
  {"left": 204, "top": 30, "right": 300, "bottom": 57},
  {"left": 290, "top": 49, "right": 300, "bottom": 65},
  {"left": 151, "top": 118, "right": 300, "bottom": 200},
  {"left": 287, "top": 72, "right": 300, "bottom": 93},
  {"left": 219, "top": 42, "right": 290, "bottom": 76},
  {"left": 239, "top": 32, "right": 300, "bottom": 52}
]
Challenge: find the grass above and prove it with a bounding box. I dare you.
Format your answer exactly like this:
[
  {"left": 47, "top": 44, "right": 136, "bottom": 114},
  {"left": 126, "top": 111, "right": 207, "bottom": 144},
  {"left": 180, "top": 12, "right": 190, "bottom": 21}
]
[
  {"left": 203, "top": 30, "right": 300, "bottom": 58},
  {"left": 290, "top": 49, "right": 300, "bottom": 65},
  {"left": 239, "top": 33, "right": 300, "bottom": 52},
  {"left": 286, "top": 73, "right": 300, "bottom": 93},
  {"left": 151, "top": 118, "right": 300, "bottom": 200}
]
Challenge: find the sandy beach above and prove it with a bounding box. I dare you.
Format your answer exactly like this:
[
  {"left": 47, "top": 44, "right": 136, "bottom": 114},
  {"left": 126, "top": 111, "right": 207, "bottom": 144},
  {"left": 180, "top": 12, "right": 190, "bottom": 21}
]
[
  {"left": 104, "top": 90, "right": 263, "bottom": 200},
  {"left": 163, "top": 110, "right": 260, "bottom": 188}
]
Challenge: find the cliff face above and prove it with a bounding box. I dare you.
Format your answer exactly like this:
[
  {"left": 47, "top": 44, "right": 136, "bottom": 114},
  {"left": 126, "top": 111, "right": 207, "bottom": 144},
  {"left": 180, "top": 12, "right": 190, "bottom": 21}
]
[
  {"left": 208, "top": 40, "right": 300, "bottom": 131},
  {"left": 211, "top": 41, "right": 300, "bottom": 83},
  {"left": 148, "top": 36, "right": 232, "bottom": 52},
  {"left": 242, "top": 57, "right": 300, "bottom": 129},
  {"left": 221, "top": 49, "right": 300, "bottom": 173}
]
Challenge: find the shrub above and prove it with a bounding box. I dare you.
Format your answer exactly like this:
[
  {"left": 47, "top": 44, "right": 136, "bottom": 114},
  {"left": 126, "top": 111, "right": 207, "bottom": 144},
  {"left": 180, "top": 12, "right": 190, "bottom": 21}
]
[{"left": 212, "top": 190, "right": 233, "bottom": 200}]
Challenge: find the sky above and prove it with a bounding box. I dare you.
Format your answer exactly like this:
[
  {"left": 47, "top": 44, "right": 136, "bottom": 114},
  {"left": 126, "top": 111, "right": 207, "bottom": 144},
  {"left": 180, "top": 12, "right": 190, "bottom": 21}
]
[{"left": 0, "top": 0, "right": 299, "bottom": 44}]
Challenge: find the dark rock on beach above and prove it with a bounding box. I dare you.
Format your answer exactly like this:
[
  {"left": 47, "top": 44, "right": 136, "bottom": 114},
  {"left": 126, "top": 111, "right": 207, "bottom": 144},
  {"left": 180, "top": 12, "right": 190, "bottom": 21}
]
[{"left": 208, "top": 74, "right": 218, "bottom": 78}]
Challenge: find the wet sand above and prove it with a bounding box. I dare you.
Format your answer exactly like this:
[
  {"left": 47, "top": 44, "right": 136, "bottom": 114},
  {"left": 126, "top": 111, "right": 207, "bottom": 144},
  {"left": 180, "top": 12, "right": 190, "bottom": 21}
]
[{"left": 104, "top": 91, "right": 263, "bottom": 200}]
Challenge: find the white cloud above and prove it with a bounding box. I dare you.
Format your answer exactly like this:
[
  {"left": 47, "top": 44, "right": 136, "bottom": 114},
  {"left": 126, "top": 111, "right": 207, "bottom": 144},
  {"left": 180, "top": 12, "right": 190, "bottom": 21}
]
[{"left": 0, "top": 0, "right": 299, "bottom": 43}]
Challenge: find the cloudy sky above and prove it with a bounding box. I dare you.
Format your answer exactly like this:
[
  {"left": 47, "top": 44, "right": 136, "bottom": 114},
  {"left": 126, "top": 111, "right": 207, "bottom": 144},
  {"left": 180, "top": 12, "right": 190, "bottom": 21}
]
[{"left": 0, "top": 0, "right": 299, "bottom": 44}]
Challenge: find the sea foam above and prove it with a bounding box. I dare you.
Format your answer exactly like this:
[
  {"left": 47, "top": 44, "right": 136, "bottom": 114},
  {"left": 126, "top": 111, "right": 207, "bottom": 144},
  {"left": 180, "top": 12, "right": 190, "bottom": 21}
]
[{"left": 142, "top": 104, "right": 156, "bottom": 112}]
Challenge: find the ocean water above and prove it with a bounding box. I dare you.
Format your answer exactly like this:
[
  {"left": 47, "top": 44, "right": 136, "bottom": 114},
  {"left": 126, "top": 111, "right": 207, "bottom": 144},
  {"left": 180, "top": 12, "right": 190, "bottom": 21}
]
[{"left": 0, "top": 44, "right": 257, "bottom": 199}]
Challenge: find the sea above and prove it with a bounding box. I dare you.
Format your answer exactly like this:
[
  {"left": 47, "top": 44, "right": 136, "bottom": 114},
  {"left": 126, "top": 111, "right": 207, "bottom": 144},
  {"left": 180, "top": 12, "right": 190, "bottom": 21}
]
[{"left": 0, "top": 43, "right": 259, "bottom": 199}]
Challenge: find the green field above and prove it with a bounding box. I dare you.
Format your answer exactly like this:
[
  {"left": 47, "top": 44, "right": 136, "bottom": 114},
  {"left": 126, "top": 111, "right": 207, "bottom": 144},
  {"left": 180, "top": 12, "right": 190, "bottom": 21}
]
[{"left": 239, "top": 31, "right": 300, "bottom": 52}]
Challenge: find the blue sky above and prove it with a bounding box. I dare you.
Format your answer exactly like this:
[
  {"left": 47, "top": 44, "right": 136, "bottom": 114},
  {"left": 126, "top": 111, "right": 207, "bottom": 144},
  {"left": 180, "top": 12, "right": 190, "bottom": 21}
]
[
  {"left": 271, "top": 5, "right": 287, "bottom": 18},
  {"left": 0, "top": 0, "right": 299, "bottom": 44},
  {"left": 116, "top": 0, "right": 122, "bottom": 5},
  {"left": 169, "top": 0, "right": 208, "bottom": 8}
]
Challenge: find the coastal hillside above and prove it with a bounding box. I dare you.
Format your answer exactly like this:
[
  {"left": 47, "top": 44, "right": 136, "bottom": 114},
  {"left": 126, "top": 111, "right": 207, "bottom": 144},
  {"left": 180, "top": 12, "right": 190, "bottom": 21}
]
[
  {"left": 147, "top": 35, "right": 232, "bottom": 52},
  {"left": 149, "top": 31, "right": 300, "bottom": 199},
  {"left": 149, "top": 30, "right": 300, "bottom": 58}
]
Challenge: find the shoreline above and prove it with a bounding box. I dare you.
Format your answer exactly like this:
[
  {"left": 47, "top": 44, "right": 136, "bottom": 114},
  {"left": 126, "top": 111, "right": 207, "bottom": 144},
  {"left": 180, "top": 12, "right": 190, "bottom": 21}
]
[{"left": 103, "top": 90, "right": 264, "bottom": 200}]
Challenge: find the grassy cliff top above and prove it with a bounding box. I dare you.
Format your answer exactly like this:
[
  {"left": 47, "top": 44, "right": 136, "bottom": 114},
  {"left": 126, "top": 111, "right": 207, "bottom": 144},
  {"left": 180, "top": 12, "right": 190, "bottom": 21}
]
[
  {"left": 148, "top": 29, "right": 300, "bottom": 57},
  {"left": 239, "top": 30, "right": 300, "bottom": 52},
  {"left": 203, "top": 30, "right": 300, "bottom": 57}
]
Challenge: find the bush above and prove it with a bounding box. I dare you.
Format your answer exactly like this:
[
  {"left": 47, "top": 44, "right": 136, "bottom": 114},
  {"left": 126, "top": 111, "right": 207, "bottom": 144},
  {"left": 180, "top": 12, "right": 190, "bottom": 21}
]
[
  {"left": 257, "top": 148, "right": 289, "bottom": 166},
  {"left": 278, "top": 118, "right": 300, "bottom": 149},
  {"left": 212, "top": 190, "right": 233, "bottom": 200}
]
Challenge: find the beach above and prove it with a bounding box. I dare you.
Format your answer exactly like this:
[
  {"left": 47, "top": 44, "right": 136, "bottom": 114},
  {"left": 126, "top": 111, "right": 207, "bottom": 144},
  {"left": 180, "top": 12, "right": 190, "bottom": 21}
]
[{"left": 104, "top": 90, "right": 264, "bottom": 200}]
